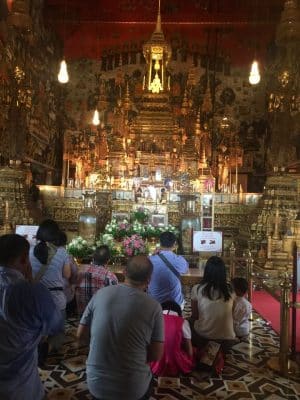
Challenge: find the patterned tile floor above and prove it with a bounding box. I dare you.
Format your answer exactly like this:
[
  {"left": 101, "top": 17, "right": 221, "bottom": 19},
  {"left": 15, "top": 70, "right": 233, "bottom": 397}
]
[{"left": 42, "top": 313, "right": 300, "bottom": 400}]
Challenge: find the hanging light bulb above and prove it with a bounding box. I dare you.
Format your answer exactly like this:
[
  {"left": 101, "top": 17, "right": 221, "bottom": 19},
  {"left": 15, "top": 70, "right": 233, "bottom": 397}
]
[
  {"left": 92, "top": 109, "right": 100, "bottom": 126},
  {"left": 58, "top": 59, "right": 69, "bottom": 83},
  {"left": 249, "top": 60, "right": 261, "bottom": 85}
]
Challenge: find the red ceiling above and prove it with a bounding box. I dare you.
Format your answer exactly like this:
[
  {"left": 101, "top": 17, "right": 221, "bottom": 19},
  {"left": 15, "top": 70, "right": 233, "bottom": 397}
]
[{"left": 43, "top": 0, "right": 284, "bottom": 65}]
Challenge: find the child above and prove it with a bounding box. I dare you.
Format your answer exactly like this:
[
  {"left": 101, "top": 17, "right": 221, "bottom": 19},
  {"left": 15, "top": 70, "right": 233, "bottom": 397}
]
[
  {"left": 232, "top": 277, "right": 252, "bottom": 339},
  {"left": 150, "top": 301, "right": 195, "bottom": 376}
]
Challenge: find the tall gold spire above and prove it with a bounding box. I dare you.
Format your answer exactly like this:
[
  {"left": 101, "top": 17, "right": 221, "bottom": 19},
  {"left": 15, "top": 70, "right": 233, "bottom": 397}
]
[
  {"left": 181, "top": 87, "right": 189, "bottom": 116},
  {"left": 155, "top": 0, "right": 162, "bottom": 33},
  {"left": 202, "top": 75, "right": 213, "bottom": 113},
  {"left": 143, "top": 0, "right": 171, "bottom": 93},
  {"left": 195, "top": 109, "right": 201, "bottom": 135},
  {"left": 123, "top": 81, "right": 131, "bottom": 111},
  {"left": 199, "top": 146, "right": 207, "bottom": 169}
]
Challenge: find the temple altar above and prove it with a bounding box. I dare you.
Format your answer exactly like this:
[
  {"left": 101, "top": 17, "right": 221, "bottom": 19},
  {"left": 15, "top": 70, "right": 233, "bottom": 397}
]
[
  {"left": 36, "top": 184, "right": 261, "bottom": 257},
  {"left": 79, "top": 263, "right": 203, "bottom": 287}
]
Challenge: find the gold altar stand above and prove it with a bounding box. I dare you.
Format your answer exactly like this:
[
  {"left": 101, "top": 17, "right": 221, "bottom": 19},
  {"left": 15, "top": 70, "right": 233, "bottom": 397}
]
[{"left": 78, "top": 265, "right": 202, "bottom": 287}]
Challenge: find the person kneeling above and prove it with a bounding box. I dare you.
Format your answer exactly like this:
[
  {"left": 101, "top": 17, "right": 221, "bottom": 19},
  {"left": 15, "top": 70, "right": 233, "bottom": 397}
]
[
  {"left": 151, "top": 301, "right": 195, "bottom": 377},
  {"left": 232, "top": 277, "right": 252, "bottom": 341}
]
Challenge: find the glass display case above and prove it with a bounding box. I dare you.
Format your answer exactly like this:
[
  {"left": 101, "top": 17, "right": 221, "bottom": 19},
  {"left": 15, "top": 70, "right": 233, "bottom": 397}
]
[
  {"left": 78, "top": 192, "right": 98, "bottom": 244},
  {"left": 112, "top": 190, "right": 134, "bottom": 201},
  {"left": 200, "top": 193, "right": 214, "bottom": 231},
  {"left": 179, "top": 194, "right": 201, "bottom": 254}
]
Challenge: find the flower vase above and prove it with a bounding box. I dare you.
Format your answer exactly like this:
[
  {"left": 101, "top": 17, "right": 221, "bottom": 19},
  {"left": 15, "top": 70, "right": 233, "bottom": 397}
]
[
  {"left": 78, "top": 193, "right": 98, "bottom": 245},
  {"left": 181, "top": 216, "right": 200, "bottom": 254},
  {"left": 179, "top": 194, "right": 200, "bottom": 254}
]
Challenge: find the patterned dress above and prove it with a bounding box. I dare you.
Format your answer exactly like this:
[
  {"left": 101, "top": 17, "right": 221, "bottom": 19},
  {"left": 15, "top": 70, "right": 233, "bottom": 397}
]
[{"left": 76, "top": 264, "right": 118, "bottom": 314}]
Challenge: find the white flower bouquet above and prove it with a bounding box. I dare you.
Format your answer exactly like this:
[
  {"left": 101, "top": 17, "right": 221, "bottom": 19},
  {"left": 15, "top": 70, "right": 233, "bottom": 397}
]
[{"left": 66, "top": 236, "right": 94, "bottom": 260}]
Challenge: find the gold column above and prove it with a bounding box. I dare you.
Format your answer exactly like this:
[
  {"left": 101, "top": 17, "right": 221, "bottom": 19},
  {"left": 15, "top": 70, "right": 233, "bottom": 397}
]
[
  {"left": 279, "top": 273, "right": 291, "bottom": 376},
  {"left": 267, "top": 272, "right": 299, "bottom": 376},
  {"left": 148, "top": 58, "right": 153, "bottom": 90},
  {"left": 61, "top": 159, "right": 67, "bottom": 187},
  {"left": 245, "top": 249, "right": 254, "bottom": 304}
]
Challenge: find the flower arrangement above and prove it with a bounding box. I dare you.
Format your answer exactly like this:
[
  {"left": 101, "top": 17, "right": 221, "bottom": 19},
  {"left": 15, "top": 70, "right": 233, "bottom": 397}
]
[
  {"left": 132, "top": 207, "right": 149, "bottom": 223},
  {"left": 121, "top": 234, "right": 146, "bottom": 257},
  {"left": 66, "top": 236, "right": 94, "bottom": 260},
  {"left": 103, "top": 218, "right": 118, "bottom": 236},
  {"left": 96, "top": 233, "right": 115, "bottom": 247},
  {"left": 96, "top": 233, "right": 121, "bottom": 258},
  {"left": 103, "top": 218, "right": 179, "bottom": 240},
  {"left": 67, "top": 220, "right": 179, "bottom": 262},
  {"left": 131, "top": 220, "right": 146, "bottom": 237},
  {"left": 165, "top": 224, "right": 180, "bottom": 236},
  {"left": 145, "top": 223, "right": 180, "bottom": 238},
  {"left": 104, "top": 218, "right": 131, "bottom": 240}
]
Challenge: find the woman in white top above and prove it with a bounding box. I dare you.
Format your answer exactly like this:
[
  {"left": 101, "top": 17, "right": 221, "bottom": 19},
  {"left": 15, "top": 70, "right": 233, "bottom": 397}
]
[{"left": 191, "top": 256, "right": 236, "bottom": 347}]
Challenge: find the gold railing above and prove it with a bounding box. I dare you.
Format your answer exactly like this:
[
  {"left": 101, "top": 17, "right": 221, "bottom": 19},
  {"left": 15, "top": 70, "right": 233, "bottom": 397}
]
[
  {"left": 229, "top": 246, "right": 299, "bottom": 376},
  {"left": 247, "top": 262, "right": 299, "bottom": 375},
  {"left": 264, "top": 273, "right": 300, "bottom": 377}
]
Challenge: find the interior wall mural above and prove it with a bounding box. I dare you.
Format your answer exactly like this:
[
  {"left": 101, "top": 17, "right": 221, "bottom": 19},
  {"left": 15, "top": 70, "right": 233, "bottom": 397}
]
[{"left": 0, "top": 0, "right": 64, "bottom": 184}]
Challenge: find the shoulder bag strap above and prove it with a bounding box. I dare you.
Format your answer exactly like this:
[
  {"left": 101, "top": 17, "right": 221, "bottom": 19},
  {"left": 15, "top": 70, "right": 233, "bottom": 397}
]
[
  {"left": 34, "top": 245, "right": 57, "bottom": 283},
  {"left": 158, "top": 253, "right": 181, "bottom": 281},
  {"left": 85, "top": 271, "right": 93, "bottom": 301}
]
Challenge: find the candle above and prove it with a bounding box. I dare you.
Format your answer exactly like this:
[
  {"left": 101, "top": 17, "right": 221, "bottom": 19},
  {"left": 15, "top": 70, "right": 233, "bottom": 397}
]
[
  {"left": 5, "top": 200, "right": 8, "bottom": 220},
  {"left": 67, "top": 154, "right": 70, "bottom": 185},
  {"left": 143, "top": 75, "right": 145, "bottom": 90}
]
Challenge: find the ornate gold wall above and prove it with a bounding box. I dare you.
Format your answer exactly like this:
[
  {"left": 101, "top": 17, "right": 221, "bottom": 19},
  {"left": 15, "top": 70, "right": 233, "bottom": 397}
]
[{"left": 0, "top": 0, "right": 64, "bottom": 184}]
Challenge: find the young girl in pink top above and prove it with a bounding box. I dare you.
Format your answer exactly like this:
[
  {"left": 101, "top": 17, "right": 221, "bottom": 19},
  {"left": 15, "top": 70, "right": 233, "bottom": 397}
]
[{"left": 150, "top": 301, "right": 195, "bottom": 376}]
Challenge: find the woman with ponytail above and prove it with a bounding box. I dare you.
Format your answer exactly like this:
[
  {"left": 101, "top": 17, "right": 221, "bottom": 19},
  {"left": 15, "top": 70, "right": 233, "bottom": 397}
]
[
  {"left": 190, "top": 256, "right": 236, "bottom": 347},
  {"left": 30, "top": 219, "right": 71, "bottom": 352}
]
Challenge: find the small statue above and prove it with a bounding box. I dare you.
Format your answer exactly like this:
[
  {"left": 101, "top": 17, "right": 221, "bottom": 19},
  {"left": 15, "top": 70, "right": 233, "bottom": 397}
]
[{"left": 160, "top": 188, "right": 167, "bottom": 204}]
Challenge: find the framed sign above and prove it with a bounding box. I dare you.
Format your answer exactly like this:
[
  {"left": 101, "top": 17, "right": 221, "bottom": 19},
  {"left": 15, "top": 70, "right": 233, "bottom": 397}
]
[
  {"left": 15, "top": 225, "right": 39, "bottom": 246},
  {"left": 113, "top": 190, "right": 134, "bottom": 200},
  {"left": 193, "top": 231, "right": 223, "bottom": 253},
  {"left": 112, "top": 212, "right": 130, "bottom": 222},
  {"left": 151, "top": 214, "right": 167, "bottom": 227}
]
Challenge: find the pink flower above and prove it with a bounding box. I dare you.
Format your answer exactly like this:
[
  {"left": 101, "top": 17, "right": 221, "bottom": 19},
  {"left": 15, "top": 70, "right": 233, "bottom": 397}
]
[
  {"left": 134, "top": 240, "right": 141, "bottom": 249},
  {"left": 121, "top": 234, "right": 145, "bottom": 256}
]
